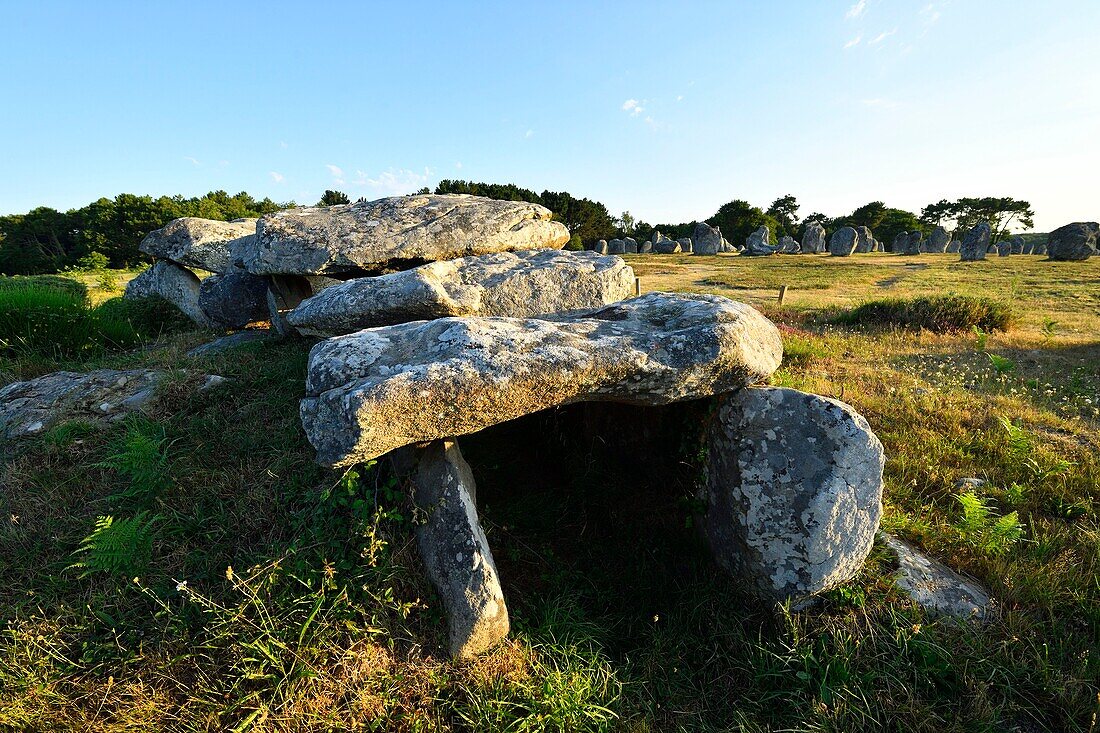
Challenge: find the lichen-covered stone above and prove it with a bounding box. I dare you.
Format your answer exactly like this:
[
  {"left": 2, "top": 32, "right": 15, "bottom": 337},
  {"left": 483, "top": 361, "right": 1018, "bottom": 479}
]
[
  {"left": 704, "top": 386, "right": 884, "bottom": 604},
  {"left": 301, "top": 293, "right": 783, "bottom": 467},
  {"left": 246, "top": 194, "right": 569, "bottom": 275},
  {"left": 140, "top": 217, "right": 257, "bottom": 274},
  {"left": 960, "top": 222, "right": 991, "bottom": 261},
  {"left": 884, "top": 534, "right": 991, "bottom": 621},
  {"left": 124, "top": 261, "right": 209, "bottom": 327},
  {"left": 854, "top": 226, "right": 874, "bottom": 253},
  {"left": 286, "top": 250, "right": 635, "bottom": 337},
  {"left": 1046, "top": 222, "right": 1098, "bottom": 261},
  {"left": 800, "top": 223, "right": 826, "bottom": 254},
  {"left": 693, "top": 222, "right": 722, "bottom": 255},
  {"left": 829, "top": 227, "right": 858, "bottom": 257},
  {"left": 677, "top": 237, "right": 693, "bottom": 253},
  {"left": 744, "top": 226, "right": 777, "bottom": 257},
  {"left": 410, "top": 440, "right": 509, "bottom": 658},
  {"left": 198, "top": 270, "right": 270, "bottom": 330},
  {"left": 928, "top": 226, "right": 950, "bottom": 253}
]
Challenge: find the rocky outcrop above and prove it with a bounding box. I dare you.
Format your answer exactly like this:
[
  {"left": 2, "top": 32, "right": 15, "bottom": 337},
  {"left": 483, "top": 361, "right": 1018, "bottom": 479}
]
[
  {"left": 801, "top": 223, "right": 826, "bottom": 254},
  {"left": 1046, "top": 222, "right": 1098, "bottom": 261},
  {"left": 884, "top": 535, "right": 990, "bottom": 621},
  {"left": 693, "top": 222, "right": 722, "bottom": 255},
  {"left": 829, "top": 227, "right": 858, "bottom": 257},
  {"left": 198, "top": 270, "right": 270, "bottom": 330},
  {"left": 704, "top": 387, "right": 884, "bottom": 604},
  {"left": 928, "top": 226, "right": 950, "bottom": 253},
  {"left": 959, "top": 222, "right": 991, "bottom": 261},
  {"left": 408, "top": 440, "right": 509, "bottom": 658},
  {"left": 140, "top": 217, "right": 257, "bottom": 274},
  {"left": 285, "top": 250, "right": 635, "bottom": 337},
  {"left": 300, "top": 293, "right": 783, "bottom": 467},
  {"left": 124, "top": 261, "right": 209, "bottom": 327},
  {"left": 245, "top": 194, "right": 570, "bottom": 276}
]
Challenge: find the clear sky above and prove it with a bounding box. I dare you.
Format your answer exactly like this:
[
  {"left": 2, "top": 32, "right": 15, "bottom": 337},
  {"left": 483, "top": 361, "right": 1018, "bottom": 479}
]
[{"left": 1, "top": 1, "right": 1097, "bottom": 231}]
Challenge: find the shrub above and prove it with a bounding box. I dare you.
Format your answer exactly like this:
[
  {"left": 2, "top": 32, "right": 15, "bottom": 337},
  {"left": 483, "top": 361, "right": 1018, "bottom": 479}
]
[
  {"left": 565, "top": 234, "right": 585, "bottom": 251},
  {"left": 76, "top": 251, "right": 110, "bottom": 271},
  {"left": 837, "top": 295, "right": 1013, "bottom": 333}
]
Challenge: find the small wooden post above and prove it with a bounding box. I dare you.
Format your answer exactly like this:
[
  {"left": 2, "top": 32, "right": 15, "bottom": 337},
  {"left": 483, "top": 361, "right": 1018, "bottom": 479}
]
[
  {"left": 777, "top": 285, "right": 788, "bottom": 306},
  {"left": 635, "top": 277, "right": 641, "bottom": 296}
]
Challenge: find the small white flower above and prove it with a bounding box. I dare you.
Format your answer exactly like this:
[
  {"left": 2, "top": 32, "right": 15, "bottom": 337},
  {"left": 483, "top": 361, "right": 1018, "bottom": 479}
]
[{"left": 176, "top": 580, "right": 188, "bottom": 593}]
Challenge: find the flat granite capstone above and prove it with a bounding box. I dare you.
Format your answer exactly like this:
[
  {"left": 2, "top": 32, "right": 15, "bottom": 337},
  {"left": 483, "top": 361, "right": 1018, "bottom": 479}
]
[{"left": 300, "top": 292, "right": 784, "bottom": 467}]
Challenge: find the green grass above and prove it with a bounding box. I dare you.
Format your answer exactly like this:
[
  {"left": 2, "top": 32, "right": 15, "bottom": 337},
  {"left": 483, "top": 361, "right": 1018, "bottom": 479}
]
[
  {"left": 1, "top": 259, "right": 1098, "bottom": 730},
  {"left": 837, "top": 294, "right": 1015, "bottom": 333}
]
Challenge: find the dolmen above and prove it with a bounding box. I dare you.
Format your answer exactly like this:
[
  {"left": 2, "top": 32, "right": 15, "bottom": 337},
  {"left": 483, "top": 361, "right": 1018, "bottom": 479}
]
[{"left": 124, "top": 193, "right": 888, "bottom": 661}]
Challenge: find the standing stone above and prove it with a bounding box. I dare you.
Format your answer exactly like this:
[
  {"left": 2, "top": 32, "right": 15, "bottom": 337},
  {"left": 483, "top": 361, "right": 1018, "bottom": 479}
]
[
  {"left": 590, "top": 239, "right": 609, "bottom": 255},
  {"left": 829, "top": 227, "right": 858, "bottom": 257},
  {"left": 1021, "top": 241, "right": 1034, "bottom": 255},
  {"left": 891, "top": 232, "right": 908, "bottom": 254},
  {"left": 638, "top": 239, "right": 653, "bottom": 253},
  {"left": 411, "top": 440, "right": 509, "bottom": 658},
  {"left": 623, "top": 237, "right": 639, "bottom": 254},
  {"left": 1033, "top": 241, "right": 1047, "bottom": 256},
  {"left": 1046, "top": 222, "right": 1098, "bottom": 261},
  {"left": 946, "top": 239, "right": 960, "bottom": 254},
  {"left": 650, "top": 230, "right": 663, "bottom": 244},
  {"left": 928, "top": 226, "right": 950, "bottom": 253},
  {"left": 777, "top": 235, "right": 800, "bottom": 254},
  {"left": 744, "top": 226, "right": 777, "bottom": 256},
  {"left": 997, "top": 241, "right": 1012, "bottom": 257},
  {"left": 678, "top": 237, "right": 693, "bottom": 253},
  {"left": 247, "top": 194, "right": 569, "bottom": 276},
  {"left": 704, "top": 387, "right": 884, "bottom": 604},
  {"left": 286, "top": 250, "right": 636, "bottom": 337},
  {"left": 854, "top": 226, "right": 874, "bottom": 253},
  {"left": 1008, "top": 235, "right": 1024, "bottom": 255},
  {"left": 693, "top": 222, "right": 722, "bottom": 255},
  {"left": 198, "top": 270, "right": 270, "bottom": 330},
  {"left": 655, "top": 239, "right": 682, "bottom": 254},
  {"left": 959, "top": 222, "right": 992, "bottom": 261},
  {"left": 904, "top": 231, "right": 924, "bottom": 255},
  {"left": 800, "top": 222, "right": 826, "bottom": 254},
  {"left": 124, "top": 261, "right": 209, "bottom": 327},
  {"left": 607, "top": 238, "right": 626, "bottom": 255},
  {"left": 139, "top": 217, "right": 257, "bottom": 274}
]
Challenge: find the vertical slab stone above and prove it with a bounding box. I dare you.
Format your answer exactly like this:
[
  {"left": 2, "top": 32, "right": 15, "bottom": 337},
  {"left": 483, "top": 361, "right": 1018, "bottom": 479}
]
[
  {"left": 412, "top": 440, "right": 509, "bottom": 659},
  {"left": 960, "top": 222, "right": 991, "bottom": 261},
  {"left": 704, "top": 386, "right": 884, "bottom": 604}
]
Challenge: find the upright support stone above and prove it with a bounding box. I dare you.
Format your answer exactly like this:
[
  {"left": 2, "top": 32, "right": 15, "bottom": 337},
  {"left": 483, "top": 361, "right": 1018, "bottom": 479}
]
[
  {"left": 410, "top": 440, "right": 509, "bottom": 659},
  {"left": 703, "top": 386, "right": 884, "bottom": 605}
]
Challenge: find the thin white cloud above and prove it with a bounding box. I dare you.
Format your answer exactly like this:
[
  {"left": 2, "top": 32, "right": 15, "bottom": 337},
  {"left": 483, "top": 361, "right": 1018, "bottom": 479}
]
[
  {"left": 525, "top": 129, "right": 534, "bottom": 138},
  {"left": 349, "top": 167, "right": 431, "bottom": 196},
  {"left": 184, "top": 156, "right": 200, "bottom": 166},
  {"left": 269, "top": 171, "right": 285, "bottom": 183},
  {"left": 455, "top": 161, "right": 463, "bottom": 169},
  {"left": 676, "top": 95, "right": 684, "bottom": 102},
  {"left": 846, "top": 0, "right": 867, "bottom": 20},
  {"left": 921, "top": 3, "right": 941, "bottom": 25},
  {"left": 844, "top": 35, "right": 862, "bottom": 49},
  {"left": 869, "top": 28, "right": 897, "bottom": 45},
  {"left": 325, "top": 164, "right": 343, "bottom": 178},
  {"left": 622, "top": 98, "right": 645, "bottom": 117}
]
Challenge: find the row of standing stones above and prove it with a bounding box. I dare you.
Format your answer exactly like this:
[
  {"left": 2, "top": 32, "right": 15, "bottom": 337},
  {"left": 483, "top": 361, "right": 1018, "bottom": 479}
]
[
  {"left": 590, "top": 220, "right": 1099, "bottom": 261},
  {"left": 2, "top": 193, "right": 1034, "bottom": 659}
]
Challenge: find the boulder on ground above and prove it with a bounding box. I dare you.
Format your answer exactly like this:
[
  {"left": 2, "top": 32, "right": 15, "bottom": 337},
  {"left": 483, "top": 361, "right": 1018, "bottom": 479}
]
[
  {"left": 187, "top": 330, "right": 271, "bottom": 358},
  {"left": 744, "top": 226, "right": 777, "bottom": 256},
  {"left": 655, "top": 240, "right": 682, "bottom": 254},
  {"left": 198, "top": 270, "right": 270, "bottom": 330},
  {"left": 124, "top": 261, "right": 209, "bottom": 327},
  {"left": 246, "top": 194, "right": 569, "bottom": 276},
  {"left": 1033, "top": 241, "right": 1047, "bottom": 256},
  {"left": 693, "top": 222, "right": 722, "bottom": 255},
  {"left": 997, "top": 241, "right": 1012, "bottom": 257},
  {"left": 883, "top": 534, "right": 990, "bottom": 621},
  {"left": 829, "top": 227, "right": 858, "bottom": 257},
  {"left": 286, "top": 250, "right": 635, "bottom": 337},
  {"left": 801, "top": 223, "right": 826, "bottom": 253},
  {"left": 904, "top": 231, "right": 923, "bottom": 255},
  {"left": 854, "top": 226, "right": 874, "bottom": 253},
  {"left": 1007, "top": 235, "right": 1024, "bottom": 255},
  {"left": 301, "top": 292, "right": 783, "bottom": 467},
  {"left": 677, "top": 237, "right": 693, "bottom": 253},
  {"left": 650, "top": 230, "right": 664, "bottom": 243},
  {"left": 1046, "top": 222, "right": 1098, "bottom": 261},
  {"left": 777, "top": 235, "right": 800, "bottom": 254},
  {"left": 409, "top": 440, "right": 510, "bottom": 658},
  {"left": 139, "top": 217, "right": 257, "bottom": 274},
  {"left": 590, "top": 239, "right": 609, "bottom": 255},
  {"left": 946, "top": 239, "right": 960, "bottom": 254},
  {"left": 704, "top": 386, "right": 884, "bottom": 604},
  {"left": 928, "top": 226, "right": 950, "bottom": 253},
  {"left": 1, "top": 369, "right": 163, "bottom": 440},
  {"left": 891, "top": 232, "right": 908, "bottom": 254},
  {"left": 607, "top": 238, "right": 626, "bottom": 254},
  {"left": 623, "top": 237, "right": 639, "bottom": 254},
  {"left": 960, "top": 222, "right": 991, "bottom": 261},
  {"left": 638, "top": 239, "right": 653, "bottom": 253}
]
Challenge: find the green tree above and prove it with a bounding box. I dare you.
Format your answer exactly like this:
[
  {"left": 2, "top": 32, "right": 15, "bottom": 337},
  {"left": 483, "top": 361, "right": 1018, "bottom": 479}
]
[
  {"left": 765, "top": 194, "right": 800, "bottom": 237},
  {"left": 318, "top": 190, "right": 351, "bottom": 206},
  {"left": 707, "top": 200, "right": 778, "bottom": 247},
  {"left": 920, "top": 197, "right": 1035, "bottom": 243}
]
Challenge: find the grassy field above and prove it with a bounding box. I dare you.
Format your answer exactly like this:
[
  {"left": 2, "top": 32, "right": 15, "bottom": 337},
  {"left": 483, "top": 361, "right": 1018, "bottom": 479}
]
[{"left": 1, "top": 253, "right": 1098, "bottom": 731}]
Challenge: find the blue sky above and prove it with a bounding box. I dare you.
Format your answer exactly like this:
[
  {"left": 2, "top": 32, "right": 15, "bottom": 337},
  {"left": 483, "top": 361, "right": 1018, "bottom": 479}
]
[{"left": 1, "top": 1, "right": 1097, "bottom": 231}]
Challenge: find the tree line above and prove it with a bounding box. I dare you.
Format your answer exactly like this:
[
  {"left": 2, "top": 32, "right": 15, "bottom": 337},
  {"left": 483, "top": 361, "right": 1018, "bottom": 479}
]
[{"left": 0, "top": 184, "right": 1035, "bottom": 276}]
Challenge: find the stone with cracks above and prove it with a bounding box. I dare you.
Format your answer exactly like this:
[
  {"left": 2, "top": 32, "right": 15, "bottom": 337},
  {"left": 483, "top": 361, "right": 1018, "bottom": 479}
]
[
  {"left": 410, "top": 440, "right": 510, "bottom": 658},
  {"left": 778, "top": 235, "right": 800, "bottom": 254},
  {"left": 704, "top": 386, "right": 884, "bottom": 604},
  {"left": 800, "top": 223, "right": 826, "bottom": 254},
  {"left": 884, "top": 535, "right": 990, "bottom": 621},
  {"left": 198, "top": 270, "right": 270, "bottom": 330},
  {"left": 1, "top": 369, "right": 164, "bottom": 440},
  {"left": 928, "top": 226, "right": 950, "bottom": 253},
  {"left": 638, "top": 240, "right": 653, "bottom": 254},
  {"left": 997, "top": 242, "right": 1011, "bottom": 257},
  {"left": 139, "top": 217, "right": 257, "bottom": 274},
  {"left": 829, "top": 227, "right": 858, "bottom": 257},
  {"left": 1046, "top": 222, "right": 1098, "bottom": 261},
  {"left": 960, "top": 222, "right": 991, "bottom": 261},
  {"left": 246, "top": 194, "right": 569, "bottom": 276},
  {"left": 125, "top": 261, "right": 209, "bottom": 327},
  {"left": 1008, "top": 235, "right": 1024, "bottom": 255},
  {"left": 286, "top": 250, "right": 636, "bottom": 337},
  {"left": 854, "top": 226, "right": 874, "bottom": 253},
  {"left": 744, "top": 226, "right": 777, "bottom": 256},
  {"left": 301, "top": 293, "right": 784, "bottom": 467},
  {"left": 693, "top": 222, "right": 722, "bottom": 255}
]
